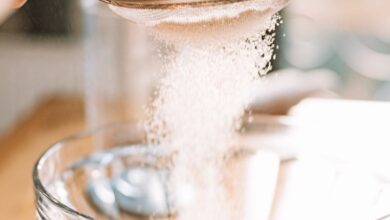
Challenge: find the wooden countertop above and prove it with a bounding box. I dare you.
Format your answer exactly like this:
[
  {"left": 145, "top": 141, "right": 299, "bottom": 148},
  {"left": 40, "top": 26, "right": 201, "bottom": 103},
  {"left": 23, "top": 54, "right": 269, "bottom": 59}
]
[{"left": 0, "top": 96, "right": 85, "bottom": 219}]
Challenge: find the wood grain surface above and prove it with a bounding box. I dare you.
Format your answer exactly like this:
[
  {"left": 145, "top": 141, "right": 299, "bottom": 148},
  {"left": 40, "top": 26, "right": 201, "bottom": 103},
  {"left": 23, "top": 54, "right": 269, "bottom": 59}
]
[{"left": 0, "top": 96, "right": 85, "bottom": 220}]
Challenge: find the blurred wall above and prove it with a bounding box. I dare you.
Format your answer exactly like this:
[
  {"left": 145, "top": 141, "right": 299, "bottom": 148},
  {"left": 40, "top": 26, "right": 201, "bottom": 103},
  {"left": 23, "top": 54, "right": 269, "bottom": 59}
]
[
  {"left": 0, "top": 0, "right": 83, "bottom": 135},
  {"left": 0, "top": 35, "right": 84, "bottom": 135},
  {"left": 278, "top": 0, "right": 390, "bottom": 100}
]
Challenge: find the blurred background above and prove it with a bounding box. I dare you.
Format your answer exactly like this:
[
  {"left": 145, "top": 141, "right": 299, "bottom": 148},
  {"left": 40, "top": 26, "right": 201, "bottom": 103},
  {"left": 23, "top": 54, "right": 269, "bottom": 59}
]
[
  {"left": 0, "top": 0, "right": 83, "bottom": 135},
  {"left": 1, "top": 0, "right": 390, "bottom": 137},
  {"left": 1, "top": 0, "right": 390, "bottom": 219}
]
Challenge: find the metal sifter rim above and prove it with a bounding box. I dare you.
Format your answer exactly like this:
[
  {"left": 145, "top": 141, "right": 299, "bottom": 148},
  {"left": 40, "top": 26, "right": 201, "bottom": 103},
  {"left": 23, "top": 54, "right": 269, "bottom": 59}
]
[{"left": 99, "top": 0, "right": 257, "bottom": 9}]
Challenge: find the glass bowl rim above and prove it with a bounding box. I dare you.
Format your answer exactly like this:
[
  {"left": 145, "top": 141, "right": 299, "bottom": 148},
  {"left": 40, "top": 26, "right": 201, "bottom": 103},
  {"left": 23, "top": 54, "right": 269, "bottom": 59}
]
[{"left": 32, "top": 122, "right": 143, "bottom": 219}]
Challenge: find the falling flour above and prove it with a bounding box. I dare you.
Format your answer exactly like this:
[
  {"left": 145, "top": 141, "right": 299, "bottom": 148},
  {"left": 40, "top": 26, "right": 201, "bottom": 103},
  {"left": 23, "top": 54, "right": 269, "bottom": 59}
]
[
  {"left": 141, "top": 13, "right": 281, "bottom": 219},
  {"left": 105, "top": 0, "right": 286, "bottom": 218}
]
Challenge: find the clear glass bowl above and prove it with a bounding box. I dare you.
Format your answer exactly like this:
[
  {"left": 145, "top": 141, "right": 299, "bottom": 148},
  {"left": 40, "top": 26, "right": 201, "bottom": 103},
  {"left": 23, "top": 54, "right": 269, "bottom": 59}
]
[
  {"left": 33, "top": 122, "right": 154, "bottom": 220},
  {"left": 33, "top": 120, "right": 390, "bottom": 220},
  {"left": 33, "top": 122, "right": 274, "bottom": 220}
]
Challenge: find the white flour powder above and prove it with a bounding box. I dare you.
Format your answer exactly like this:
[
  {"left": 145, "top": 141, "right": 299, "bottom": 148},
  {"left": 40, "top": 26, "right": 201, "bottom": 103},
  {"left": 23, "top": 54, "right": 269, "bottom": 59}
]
[{"left": 143, "top": 14, "right": 280, "bottom": 219}]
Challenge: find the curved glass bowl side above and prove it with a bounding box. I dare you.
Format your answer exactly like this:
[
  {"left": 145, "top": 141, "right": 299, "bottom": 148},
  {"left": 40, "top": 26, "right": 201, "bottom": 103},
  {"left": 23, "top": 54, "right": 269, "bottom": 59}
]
[
  {"left": 32, "top": 122, "right": 146, "bottom": 220},
  {"left": 34, "top": 187, "right": 93, "bottom": 220}
]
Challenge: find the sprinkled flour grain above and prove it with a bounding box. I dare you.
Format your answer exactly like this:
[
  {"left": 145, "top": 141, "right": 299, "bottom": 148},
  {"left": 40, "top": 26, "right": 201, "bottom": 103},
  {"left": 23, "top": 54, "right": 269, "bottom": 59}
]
[{"left": 143, "top": 14, "right": 280, "bottom": 219}]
